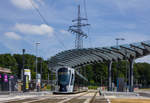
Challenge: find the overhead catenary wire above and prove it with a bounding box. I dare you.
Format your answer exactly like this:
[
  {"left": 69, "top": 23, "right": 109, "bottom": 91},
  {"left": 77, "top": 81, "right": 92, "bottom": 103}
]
[
  {"left": 83, "top": 0, "right": 88, "bottom": 19},
  {"left": 29, "top": 0, "right": 67, "bottom": 50},
  {"left": 83, "top": 0, "right": 93, "bottom": 48}
]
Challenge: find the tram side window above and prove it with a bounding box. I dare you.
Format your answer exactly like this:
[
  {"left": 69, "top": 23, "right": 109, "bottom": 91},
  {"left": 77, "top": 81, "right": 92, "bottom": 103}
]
[{"left": 70, "top": 74, "right": 74, "bottom": 85}]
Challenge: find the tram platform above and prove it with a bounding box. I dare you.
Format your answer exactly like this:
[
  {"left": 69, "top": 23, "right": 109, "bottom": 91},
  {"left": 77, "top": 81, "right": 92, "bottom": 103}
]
[
  {"left": 53, "top": 90, "right": 87, "bottom": 94},
  {"left": 0, "top": 91, "right": 52, "bottom": 98},
  {"left": 0, "top": 91, "right": 52, "bottom": 102}
]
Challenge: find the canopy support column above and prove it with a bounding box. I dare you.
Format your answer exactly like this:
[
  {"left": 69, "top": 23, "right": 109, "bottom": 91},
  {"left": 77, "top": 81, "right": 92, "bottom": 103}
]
[
  {"left": 129, "top": 58, "right": 134, "bottom": 92},
  {"left": 108, "top": 61, "right": 112, "bottom": 91}
]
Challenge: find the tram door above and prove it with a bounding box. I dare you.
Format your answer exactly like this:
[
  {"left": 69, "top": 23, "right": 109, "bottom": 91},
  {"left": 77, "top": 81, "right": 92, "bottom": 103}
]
[{"left": 68, "top": 70, "right": 74, "bottom": 92}]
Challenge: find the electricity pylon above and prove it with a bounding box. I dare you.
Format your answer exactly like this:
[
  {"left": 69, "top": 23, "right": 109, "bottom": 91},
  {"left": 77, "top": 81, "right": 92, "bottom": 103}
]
[{"left": 69, "top": 5, "right": 90, "bottom": 49}]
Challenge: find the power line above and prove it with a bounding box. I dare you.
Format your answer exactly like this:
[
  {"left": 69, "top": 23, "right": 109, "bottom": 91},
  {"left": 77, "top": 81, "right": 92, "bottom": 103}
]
[
  {"left": 29, "top": 0, "right": 66, "bottom": 50},
  {"left": 30, "top": 0, "right": 48, "bottom": 25},
  {"left": 83, "top": 0, "right": 93, "bottom": 48},
  {"left": 83, "top": 0, "right": 88, "bottom": 19}
]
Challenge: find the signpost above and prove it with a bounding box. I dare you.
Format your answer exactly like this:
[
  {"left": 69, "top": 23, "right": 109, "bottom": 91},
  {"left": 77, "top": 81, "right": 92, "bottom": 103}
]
[
  {"left": 36, "top": 74, "right": 41, "bottom": 92},
  {"left": 24, "top": 69, "right": 31, "bottom": 92}
]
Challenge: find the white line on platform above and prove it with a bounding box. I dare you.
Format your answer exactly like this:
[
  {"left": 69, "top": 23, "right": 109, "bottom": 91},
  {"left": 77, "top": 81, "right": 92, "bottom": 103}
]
[
  {"left": 107, "top": 98, "right": 111, "bottom": 103},
  {"left": 104, "top": 95, "right": 111, "bottom": 103},
  {"left": 83, "top": 98, "right": 91, "bottom": 103},
  {"left": 58, "top": 97, "right": 74, "bottom": 103}
]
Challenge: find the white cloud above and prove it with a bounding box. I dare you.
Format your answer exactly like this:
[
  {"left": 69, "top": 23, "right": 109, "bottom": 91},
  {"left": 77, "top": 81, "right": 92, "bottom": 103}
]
[
  {"left": 4, "top": 32, "right": 21, "bottom": 40},
  {"left": 14, "top": 23, "right": 54, "bottom": 36},
  {"left": 136, "top": 55, "right": 150, "bottom": 63},
  {"left": 10, "top": 0, "right": 38, "bottom": 9},
  {"left": 60, "top": 30, "right": 70, "bottom": 35}
]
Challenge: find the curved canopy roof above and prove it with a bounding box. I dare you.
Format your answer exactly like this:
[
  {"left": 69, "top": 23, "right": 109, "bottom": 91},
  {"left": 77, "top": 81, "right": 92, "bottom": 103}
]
[{"left": 48, "top": 40, "right": 150, "bottom": 69}]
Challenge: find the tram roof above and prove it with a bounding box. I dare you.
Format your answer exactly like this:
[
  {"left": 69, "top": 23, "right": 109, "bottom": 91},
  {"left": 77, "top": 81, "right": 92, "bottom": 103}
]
[{"left": 48, "top": 40, "right": 150, "bottom": 70}]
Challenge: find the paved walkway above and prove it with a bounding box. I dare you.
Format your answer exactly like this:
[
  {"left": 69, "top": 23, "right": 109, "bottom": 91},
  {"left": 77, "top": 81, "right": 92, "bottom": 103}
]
[{"left": 0, "top": 91, "right": 52, "bottom": 102}]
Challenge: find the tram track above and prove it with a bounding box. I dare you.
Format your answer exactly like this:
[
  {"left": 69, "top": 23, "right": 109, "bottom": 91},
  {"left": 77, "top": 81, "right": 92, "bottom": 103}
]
[
  {"left": 29, "top": 91, "right": 89, "bottom": 103},
  {"left": 89, "top": 91, "right": 108, "bottom": 103},
  {"left": 57, "top": 91, "right": 88, "bottom": 103},
  {"left": 2, "top": 92, "right": 88, "bottom": 103},
  {"left": 26, "top": 92, "right": 89, "bottom": 103},
  {"left": 62, "top": 91, "right": 99, "bottom": 103},
  {"left": 89, "top": 91, "right": 97, "bottom": 103},
  {"left": 3, "top": 98, "right": 38, "bottom": 103},
  {"left": 1, "top": 91, "right": 104, "bottom": 103}
]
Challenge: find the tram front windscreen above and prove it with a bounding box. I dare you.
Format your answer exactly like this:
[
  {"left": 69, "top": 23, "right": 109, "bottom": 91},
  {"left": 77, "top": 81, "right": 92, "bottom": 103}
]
[{"left": 58, "top": 68, "right": 70, "bottom": 85}]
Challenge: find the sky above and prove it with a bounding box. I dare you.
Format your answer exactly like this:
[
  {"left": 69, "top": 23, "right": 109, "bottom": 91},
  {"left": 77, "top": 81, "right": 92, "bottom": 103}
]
[{"left": 0, "top": 0, "right": 150, "bottom": 63}]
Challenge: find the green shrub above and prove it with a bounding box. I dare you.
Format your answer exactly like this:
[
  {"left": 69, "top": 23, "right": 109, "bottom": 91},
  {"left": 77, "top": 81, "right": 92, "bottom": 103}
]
[
  {"left": 46, "top": 85, "right": 51, "bottom": 90},
  {"left": 88, "top": 86, "right": 98, "bottom": 90}
]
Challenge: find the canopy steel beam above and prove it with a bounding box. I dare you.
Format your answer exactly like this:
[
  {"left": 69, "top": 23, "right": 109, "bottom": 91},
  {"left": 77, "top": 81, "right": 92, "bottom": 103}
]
[
  {"left": 141, "top": 42, "right": 150, "bottom": 52},
  {"left": 130, "top": 44, "right": 144, "bottom": 55},
  {"left": 120, "top": 46, "right": 136, "bottom": 57},
  {"left": 59, "top": 52, "right": 103, "bottom": 67},
  {"left": 56, "top": 51, "right": 102, "bottom": 63},
  {"left": 71, "top": 53, "right": 103, "bottom": 67},
  {"left": 103, "top": 48, "right": 124, "bottom": 60},
  {"left": 48, "top": 40, "right": 150, "bottom": 69},
  {"left": 111, "top": 47, "right": 128, "bottom": 57}
]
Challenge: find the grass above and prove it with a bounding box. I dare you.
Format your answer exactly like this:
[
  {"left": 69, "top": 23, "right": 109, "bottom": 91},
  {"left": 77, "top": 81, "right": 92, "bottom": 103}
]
[
  {"left": 139, "top": 88, "right": 150, "bottom": 91},
  {"left": 110, "top": 99, "right": 150, "bottom": 103},
  {"left": 88, "top": 86, "right": 98, "bottom": 90}
]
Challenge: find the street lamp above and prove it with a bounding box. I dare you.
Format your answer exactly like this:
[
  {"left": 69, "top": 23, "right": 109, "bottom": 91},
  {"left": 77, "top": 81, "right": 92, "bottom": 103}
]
[
  {"left": 22, "top": 49, "right": 25, "bottom": 81},
  {"left": 35, "top": 42, "right": 40, "bottom": 91},
  {"left": 115, "top": 38, "right": 125, "bottom": 48},
  {"left": 40, "top": 59, "right": 43, "bottom": 88}
]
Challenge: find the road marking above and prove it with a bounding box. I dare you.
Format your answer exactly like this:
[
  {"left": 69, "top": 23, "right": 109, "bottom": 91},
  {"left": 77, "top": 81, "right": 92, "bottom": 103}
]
[
  {"left": 58, "top": 92, "right": 88, "bottom": 103},
  {"left": 58, "top": 97, "right": 74, "bottom": 103},
  {"left": 83, "top": 98, "right": 91, "bottom": 103},
  {"left": 107, "top": 98, "right": 111, "bottom": 103},
  {"left": 104, "top": 94, "right": 111, "bottom": 103}
]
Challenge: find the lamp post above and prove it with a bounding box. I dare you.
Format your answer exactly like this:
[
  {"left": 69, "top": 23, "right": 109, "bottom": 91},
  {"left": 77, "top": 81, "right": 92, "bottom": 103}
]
[
  {"left": 40, "top": 59, "right": 42, "bottom": 88},
  {"left": 35, "top": 42, "right": 40, "bottom": 91},
  {"left": 22, "top": 49, "right": 26, "bottom": 92},
  {"left": 22, "top": 49, "right": 25, "bottom": 81},
  {"left": 115, "top": 38, "right": 125, "bottom": 48}
]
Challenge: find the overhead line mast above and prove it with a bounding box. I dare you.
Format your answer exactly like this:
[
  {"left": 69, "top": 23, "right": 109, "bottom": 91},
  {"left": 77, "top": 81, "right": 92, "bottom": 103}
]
[{"left": 69, "top": 5, "right": 90, "bottom": 49}]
